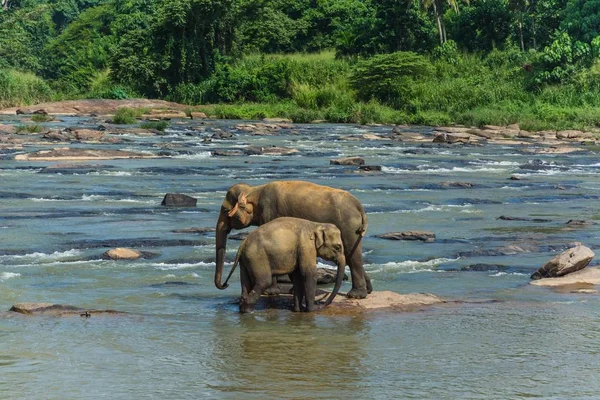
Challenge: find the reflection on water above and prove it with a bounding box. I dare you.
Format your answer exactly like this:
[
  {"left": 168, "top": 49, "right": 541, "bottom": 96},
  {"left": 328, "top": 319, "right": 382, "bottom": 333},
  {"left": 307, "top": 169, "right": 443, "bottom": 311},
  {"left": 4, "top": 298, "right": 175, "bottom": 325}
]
[{"left": 1, "top": 117, "right": 600, "bottom": 398}]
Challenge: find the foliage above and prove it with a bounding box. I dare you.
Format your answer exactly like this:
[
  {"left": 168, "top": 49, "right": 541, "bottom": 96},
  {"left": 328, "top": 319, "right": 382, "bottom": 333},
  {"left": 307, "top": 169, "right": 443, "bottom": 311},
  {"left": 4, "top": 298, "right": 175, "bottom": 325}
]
[
  {"left": 44, "top": 4, "right": 116, "bottom": 91},
  {"left": 562, "top": 0, "right": 600, "bottom": 43},
  {"left": 349, "top": 52, "right": 433, "bottom": 108},
  {"left": 140, "top": 120, "right": 169, "bottom": 131},
  {"left": 16, "top": 124, "right": 43, "bottom": 133},
  {"left": 112, "top": 107, "right": 142, "bottom": 124},
  {"left": 0, "top": 69, "right": 53, "bottom": 108},
  {"left": 31, "top": 114, "right": 53, "bottom": 122}
]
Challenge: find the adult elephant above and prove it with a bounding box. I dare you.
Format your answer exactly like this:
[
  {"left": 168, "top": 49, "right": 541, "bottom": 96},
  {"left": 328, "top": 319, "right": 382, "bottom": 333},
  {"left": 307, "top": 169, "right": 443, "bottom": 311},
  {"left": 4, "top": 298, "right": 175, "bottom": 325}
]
[{"left": 214, "top": 180, "right": 372, "bottom": 298}]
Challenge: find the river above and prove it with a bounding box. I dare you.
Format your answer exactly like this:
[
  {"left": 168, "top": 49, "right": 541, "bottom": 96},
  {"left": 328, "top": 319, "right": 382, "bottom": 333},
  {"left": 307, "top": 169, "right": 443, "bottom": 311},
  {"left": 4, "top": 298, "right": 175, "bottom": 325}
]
[{"left": 1, "top": 116, "right": 599, "bottom": 399}]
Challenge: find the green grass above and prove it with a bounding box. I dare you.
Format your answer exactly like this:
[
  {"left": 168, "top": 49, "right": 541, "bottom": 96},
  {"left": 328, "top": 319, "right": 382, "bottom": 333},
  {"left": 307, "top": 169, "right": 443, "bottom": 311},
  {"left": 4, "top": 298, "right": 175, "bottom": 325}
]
[
  {"left": 140, "top": 120, "right": 169, "bottom": 131},
  {"left": 112, "top": 107, "right": 147, "bottom": 124},
  {"left": 31, "top": 114, "right": 53, "bottom": 122},
  {"left": 0, "top": 69, "right": 53, "bottom": 108},
  {"left": 16, "top": 124, "right": 43, "bottom": 133}
]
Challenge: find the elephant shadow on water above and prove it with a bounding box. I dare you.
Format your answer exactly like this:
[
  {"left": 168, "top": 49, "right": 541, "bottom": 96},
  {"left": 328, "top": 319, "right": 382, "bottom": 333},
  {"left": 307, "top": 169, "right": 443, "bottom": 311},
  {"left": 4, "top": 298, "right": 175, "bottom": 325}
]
[{"left": 206, "top": 310, "right": 370, "bottom": 396}]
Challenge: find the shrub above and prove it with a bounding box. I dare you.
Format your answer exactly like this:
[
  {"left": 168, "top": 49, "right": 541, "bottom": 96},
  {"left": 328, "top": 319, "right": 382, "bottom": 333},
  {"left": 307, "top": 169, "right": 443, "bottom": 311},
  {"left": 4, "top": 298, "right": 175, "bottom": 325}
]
[
  {"left": 349, "top": 52, "right": 433, "bottom": 109},
  {"left": 16, "top": 124, "right": 43, "bottom": 133},
  {"left": 0, "top": 69, "right": 53, "bottom": 108},
  {"left": 113, "top": 107, "right": 141, "bottom": 124},
  {"left": 31, "top": 114, "right": 53, "bottom": 122},
  {"left": 140, "top": 121, "right": 169, "bottom": 131}
]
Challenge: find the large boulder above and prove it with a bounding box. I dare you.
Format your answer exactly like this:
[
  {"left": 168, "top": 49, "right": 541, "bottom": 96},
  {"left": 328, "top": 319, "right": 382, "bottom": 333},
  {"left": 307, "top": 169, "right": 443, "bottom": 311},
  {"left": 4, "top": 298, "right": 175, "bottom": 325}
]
[
  {"left": 530, "top": 245, "right": 595, "bottom": 280},
  {"left": 14, "top": 148, "right": 157, "bottom": 161},
  {"left": 530, "top": 267, "right": 600, "bottom": 287},
  {"left": 103, "top": 248, "right": 142, "bottom": 260},
  {"left": 161, "top": 193, "right": 197, "bottom": 207}
]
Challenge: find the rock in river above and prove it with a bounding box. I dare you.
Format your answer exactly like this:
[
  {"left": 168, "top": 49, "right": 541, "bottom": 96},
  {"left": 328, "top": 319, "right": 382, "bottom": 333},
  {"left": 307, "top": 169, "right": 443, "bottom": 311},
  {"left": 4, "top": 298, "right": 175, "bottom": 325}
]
[
  {"left": 377, "top": 231, "right": 436, "bottom": 242},
  {"left": 531, "top": 267, "right": 600, "bottom": 288},
  {"left": 161, "top": 193, "right": 197, "bottom": 207},
  {"left": 15, "top": 147, "right": 158, "bottom": 161},
  {"left": 530, "top": 244, "right": 595, "bottom": 280},
  {"left": 8, "top": 302, "right": 125, "bottom": 317},
  {"left": 103, "top": 248, "right": 143, "bottom": 260},
  {"left": 330, "top": 156, "right": 365, "bottom": 166}
]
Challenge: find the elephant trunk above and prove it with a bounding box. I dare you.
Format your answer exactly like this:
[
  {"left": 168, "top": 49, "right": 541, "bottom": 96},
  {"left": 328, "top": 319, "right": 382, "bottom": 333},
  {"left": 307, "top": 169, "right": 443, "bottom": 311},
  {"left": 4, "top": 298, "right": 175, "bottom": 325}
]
[
  {"left": 214, "top": 212, "right": 230, "bottom": 290},
  {"left": 323, "top": 254, "right": 346, "bottom": 307}
]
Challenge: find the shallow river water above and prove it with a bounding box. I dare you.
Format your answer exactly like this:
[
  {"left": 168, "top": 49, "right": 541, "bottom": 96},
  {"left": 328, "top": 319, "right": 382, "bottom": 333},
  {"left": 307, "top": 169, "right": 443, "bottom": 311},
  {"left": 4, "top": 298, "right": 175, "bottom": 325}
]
[{"left": 1, "top": 116, "right": 600, "bottom": 399}]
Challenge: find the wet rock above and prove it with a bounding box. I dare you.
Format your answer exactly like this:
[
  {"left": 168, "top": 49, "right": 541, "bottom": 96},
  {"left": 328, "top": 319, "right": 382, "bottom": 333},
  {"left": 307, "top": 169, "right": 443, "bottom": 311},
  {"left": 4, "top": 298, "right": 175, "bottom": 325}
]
[
  {"left": 263, "top": 118, "right": 292, "bottom": 124},
  {"left": 330, "top": 156, "right": 365, "bottom": 166},
  {"left": 171, "top": 227, "right": 216, "bottom": 234},
  {"left": 497, "top": 244, "right": 539, "bottom": 254},
  {"left": 556, "top": 130, "right": 592, "bottom": 139},
  {"left": 33, "top": 109, "right": 49, "bottom": 115},
  {"left": 0, "top": 124, "right": 16, "bottom": 134},
  {"left": 42, "top": 130, "right": 69, "bottom": 142},
  {"left": 320, "top": 291, "right": 445, "bottom": 314},
  {"left": 15, "top": 148, "right": 158, "bottom": 161},
  {"left": 440, "top": 181, "right": 474, "bottom": 188},
  {"left": 9, "top": 302, "right": 124, "bottom": 317},
  {"left": 461, "top": 264, "right": 509, "bottom": 272},
  {"left": 16, "top": 108, "right": 32, "bottom": 115},
  {"left": 212, "top": 150, "right": 243, "bottom": 157},
  {"left": 244, "top": 146, "right": 299, "bottom": 156},
  {"left": 72, "top": 129, "right": 104, "bottom": 141},
  {"left": 509, "top": 175, "right": 523, "bottom": 180},
  {"left": 211, "top": 130, "right": 234, "bottom": 139},
  {"left": 530, "top": 245, "right": 595, "bottom": 280},
  {"left": 190, "top": 112, "right": 207, "bottom": 119},
  {"left": 161, "top": 193, "right": 197, "bottom": 207},
  {"left": 519, "top": 159, "right": 555, "bottom": 170},
  {"left": 103, "top": 248, "right": 143, "bottom": 260},
  {"left": 377, "top": 231, "right": 435, "bottom": 242},
  {"left": 498, "top": 215, "right": 552, "bottom": 222},
  {"left": 358, "top": 165, "right": 382, "bottom": 172},
  {"left": 143, "top": 110, "right": 187, "bottom": 119},
  {"left": 566, "top": 219, "right": 596, "bottom": 226},
  {"left": 150, "top": 281, "right": 192, "bottom": 287},
  {"left": 432, "top": 132, "right": 471, "bottom": 144},
  {"left": 531, "top": 267, "right": 600, "bottom": 287}
]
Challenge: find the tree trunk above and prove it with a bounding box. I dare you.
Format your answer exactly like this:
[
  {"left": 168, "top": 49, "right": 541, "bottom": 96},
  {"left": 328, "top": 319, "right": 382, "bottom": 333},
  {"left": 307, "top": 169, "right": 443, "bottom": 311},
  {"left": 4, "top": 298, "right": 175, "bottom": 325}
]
[
  {"left": 519, "top": 15, "right": 525, "bottom": 51},
  {"left": 1, "top": 0, "right": 8, "bottom": 10},
  {"left": 532, "top": 19, "right": 537, "bottom": 49},
  {"left": 433, "top": 2, "right": 444, "bottom": 45}
]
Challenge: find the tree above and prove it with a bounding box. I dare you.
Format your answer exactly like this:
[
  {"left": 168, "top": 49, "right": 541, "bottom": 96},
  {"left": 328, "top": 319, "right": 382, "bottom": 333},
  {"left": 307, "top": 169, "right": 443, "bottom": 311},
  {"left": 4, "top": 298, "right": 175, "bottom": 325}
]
[{"left": 414, "top": 0, "right": 467, "bottom": 45}]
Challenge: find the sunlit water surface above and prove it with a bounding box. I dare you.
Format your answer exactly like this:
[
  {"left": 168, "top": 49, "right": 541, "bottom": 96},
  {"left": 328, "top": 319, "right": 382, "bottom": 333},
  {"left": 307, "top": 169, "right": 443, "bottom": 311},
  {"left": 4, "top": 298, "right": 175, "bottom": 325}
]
[{"left": 1, "top": 117, "right": 600, "bottom": 399}]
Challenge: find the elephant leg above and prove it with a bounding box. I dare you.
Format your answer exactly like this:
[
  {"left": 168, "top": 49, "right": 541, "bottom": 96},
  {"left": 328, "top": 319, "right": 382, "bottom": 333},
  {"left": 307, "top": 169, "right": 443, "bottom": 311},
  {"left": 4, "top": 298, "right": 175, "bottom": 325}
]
[
  {"left": 239, "top": 264, "right": 253, "bottom": 313},
  {"left": 262, "top": 276, "right": 281, "bottom": 296},
  {"left": 303, "top": 269, "right": 317, "bottom": 312},
  {"left": 345, "top": 240, "right": 369, "bottom": 299},
  {"left": 240, "top": 269, "right": 271, "bottom": 314},
  {"left": 292, "top": 272, "right": 304, "bottom": 312}
]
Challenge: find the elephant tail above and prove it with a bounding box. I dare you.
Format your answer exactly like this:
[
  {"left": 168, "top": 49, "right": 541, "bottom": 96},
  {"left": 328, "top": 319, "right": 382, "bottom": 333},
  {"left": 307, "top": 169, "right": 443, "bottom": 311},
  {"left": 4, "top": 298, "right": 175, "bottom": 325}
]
[
  {"left": 347, "top": 210, "right": 367, "bottom": 259},
  {"left": 222, "top": 238, "right": 246, "bottom": 288}
]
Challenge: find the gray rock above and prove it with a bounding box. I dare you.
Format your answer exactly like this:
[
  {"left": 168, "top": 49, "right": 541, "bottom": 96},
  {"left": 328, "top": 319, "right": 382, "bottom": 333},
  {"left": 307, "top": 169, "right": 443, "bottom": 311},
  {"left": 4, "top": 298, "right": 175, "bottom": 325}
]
[
  {"left": 377, "top": 231, "right": 436, "bottom": 242},
  {"left": 330, "top": 156, "right": 365, "bottom": 166},
  {"left": 531, "top": 245, "right": 595, "bottom": 280},
  {"left": 161, "top": 193, "right": 197, "bottom": 207},
  {"left": 9, "top": 302, "right": 125, "bottom": 317},
  {"left": 358, "top": 165, "right": 382, "bottom": 172}
]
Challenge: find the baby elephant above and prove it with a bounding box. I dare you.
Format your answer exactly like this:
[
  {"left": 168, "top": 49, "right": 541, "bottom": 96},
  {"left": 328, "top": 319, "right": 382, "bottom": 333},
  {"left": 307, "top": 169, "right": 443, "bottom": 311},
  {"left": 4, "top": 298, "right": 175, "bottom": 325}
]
[{"left": 225, "top": 217, "right": 346, "bottom": 313}]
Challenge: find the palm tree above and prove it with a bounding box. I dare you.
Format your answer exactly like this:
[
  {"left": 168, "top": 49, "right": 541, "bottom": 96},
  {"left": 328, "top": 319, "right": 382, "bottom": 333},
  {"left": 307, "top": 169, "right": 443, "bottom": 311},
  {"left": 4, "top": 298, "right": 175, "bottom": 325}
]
[{"left": 414, "top": 0, "right": 464, "bottom": 45}]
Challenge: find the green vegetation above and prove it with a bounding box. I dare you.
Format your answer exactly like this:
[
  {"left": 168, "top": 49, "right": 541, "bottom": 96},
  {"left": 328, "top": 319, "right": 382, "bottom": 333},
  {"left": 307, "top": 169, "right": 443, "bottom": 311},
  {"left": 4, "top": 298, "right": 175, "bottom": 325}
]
[
  {"left": 112, "top": 107, "right": 144, "bottom": 124},
  {"left": 140, "top": 120, "right": 169, "bottom": 131},
  {"left": 1, "top": 0, "right": 600, "bottom": 129},
  {"left": 16, "top": 124, "right": 43, "bottom": 133},
  {"left": 31, "top": 114, "right": 53, "bottom": 122}
]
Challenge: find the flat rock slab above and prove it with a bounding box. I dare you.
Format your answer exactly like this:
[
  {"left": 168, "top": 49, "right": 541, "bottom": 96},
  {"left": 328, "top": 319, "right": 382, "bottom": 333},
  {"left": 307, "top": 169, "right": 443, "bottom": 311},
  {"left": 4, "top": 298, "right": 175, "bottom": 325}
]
[
  {"left": 15, "top": 148, "right": 158, "bottom": 161},
  {"left": 9, "top": 303, "right": 126, "bottom": 317},
  {"left": 324, "top": 291, "right": 445, "bottom": 313},
  {"left": 531, "top": 267, "right": 600, "bottom": 288}
]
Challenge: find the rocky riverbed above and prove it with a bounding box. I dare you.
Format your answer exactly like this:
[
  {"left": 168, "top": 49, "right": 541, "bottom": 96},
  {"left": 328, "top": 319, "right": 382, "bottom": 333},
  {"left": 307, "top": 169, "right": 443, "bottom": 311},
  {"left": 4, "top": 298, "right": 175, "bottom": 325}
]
[{"left": 2, "top": 99, "right": 600, "bottom": 399}]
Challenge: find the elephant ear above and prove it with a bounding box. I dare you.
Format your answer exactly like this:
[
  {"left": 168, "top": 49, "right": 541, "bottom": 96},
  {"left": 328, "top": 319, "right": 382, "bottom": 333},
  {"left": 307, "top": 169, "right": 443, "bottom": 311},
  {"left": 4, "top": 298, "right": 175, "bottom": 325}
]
[{"left": 314, "top": 227, "right": 326, "bottom": 249}]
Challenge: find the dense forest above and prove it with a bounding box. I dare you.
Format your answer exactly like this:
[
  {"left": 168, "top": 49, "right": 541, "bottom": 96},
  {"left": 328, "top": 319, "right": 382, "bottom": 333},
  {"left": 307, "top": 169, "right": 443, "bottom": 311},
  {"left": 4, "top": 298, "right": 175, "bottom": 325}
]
[{"left": 1, "top": 0, "right": 600, "bottom": 128}]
